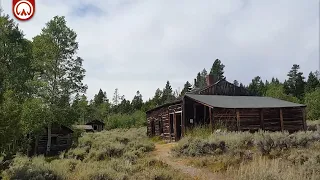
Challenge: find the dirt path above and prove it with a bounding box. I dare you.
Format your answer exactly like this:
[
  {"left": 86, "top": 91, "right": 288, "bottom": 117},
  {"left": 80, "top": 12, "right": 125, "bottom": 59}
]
[{"left": 152, "top": 143, "right": 228, "bottom": 180}]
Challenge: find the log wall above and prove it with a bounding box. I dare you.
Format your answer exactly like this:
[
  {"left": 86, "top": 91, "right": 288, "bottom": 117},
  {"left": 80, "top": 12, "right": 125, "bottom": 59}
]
[
  {"left": 147, "top": 103, "right": 182, "bottom": 142},
  {"left": 213, "top": 107, "right": 305, "bottom": 132}
]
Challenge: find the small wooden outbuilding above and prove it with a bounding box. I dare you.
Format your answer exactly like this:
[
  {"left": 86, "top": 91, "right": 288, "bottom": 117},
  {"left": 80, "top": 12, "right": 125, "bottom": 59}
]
[
  {"left": 86, "top": 120, "right": 105, "bottom": 132},
  {"left": 146, "top": 76, "right": 307, "bottom": 142},
  {"left": 30, "top": 124, "right": 73, "bottom": 155}
]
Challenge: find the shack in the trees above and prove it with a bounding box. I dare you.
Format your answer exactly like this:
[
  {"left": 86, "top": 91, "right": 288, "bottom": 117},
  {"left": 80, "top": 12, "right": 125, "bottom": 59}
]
[
  {"left": 30, "top": 124, "right": 73, "bottom": 156},
  {"left": 86, "top": 120, "right": 105, "bottom": 132},
  {"left": 146, "top": 75, "right": 307, "bottom": 142}
]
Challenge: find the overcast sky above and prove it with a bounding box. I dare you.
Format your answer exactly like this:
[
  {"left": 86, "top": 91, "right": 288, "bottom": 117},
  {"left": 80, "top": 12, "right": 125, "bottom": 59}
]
[{"left": 2, "top": 0, "right": 319, "bottom": 101}]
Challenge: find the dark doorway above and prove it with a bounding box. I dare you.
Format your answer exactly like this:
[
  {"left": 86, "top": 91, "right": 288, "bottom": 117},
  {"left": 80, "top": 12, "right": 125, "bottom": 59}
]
[
  {"left": 169, "top": 114, "right": 174, "bottom": 134},
  {"left": 175, "top": 113, "right": 182, "bottom": 141},
  {"left": 151, "top": 120, "right": 155, "bottom": 136}
]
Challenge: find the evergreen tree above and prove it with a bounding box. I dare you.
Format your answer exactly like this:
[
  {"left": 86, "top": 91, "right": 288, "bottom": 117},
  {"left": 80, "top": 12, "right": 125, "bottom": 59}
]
[
  {"left": 195, "top": 72, "right": 202, "bottom": 88},
  {"left": 161, "top": 81, "right": 175, "bottom": 103},
  {"left": 131, "top": 91, "right": 143, "bottom": 110},
  {"left": 153, "top": 88, "right": 163, "bottom": 106},
  {"left": 209, "top": 59, "right": 225, "bottom": 80},
  {"left": 233, "top": 80, "right": 239, "bottom": 87},
  {"left": 94, "top": 89, "right": 107, "bottom": 106},
  {"left": 283, "top": 64, "right": 305, "bottom": 100},
  {"left": 180, "top": 81, "right": 192, "bottom": 96},
  {"left": 112, "top": 88, "right": 120, "bottom": 105},
  {"left": 248, "top": 76, "right": 265, "bottom": 96},
  {"left": 305, "top": 71, "right": 320, "bottom": 93}
]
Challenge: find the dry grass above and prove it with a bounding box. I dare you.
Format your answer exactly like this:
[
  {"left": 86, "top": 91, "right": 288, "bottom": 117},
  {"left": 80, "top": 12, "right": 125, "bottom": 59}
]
[
  {"left": 173, "top": 126, "right": 320, "bottom": 180},
  {"left": 1, "top": 127, "right": 190, "bottom": 180}
]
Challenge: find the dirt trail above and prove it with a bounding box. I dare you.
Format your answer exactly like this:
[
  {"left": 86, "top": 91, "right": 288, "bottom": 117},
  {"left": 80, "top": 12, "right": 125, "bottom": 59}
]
[{"left": 152, "top": 143, "right": 228, "bottom": 180}]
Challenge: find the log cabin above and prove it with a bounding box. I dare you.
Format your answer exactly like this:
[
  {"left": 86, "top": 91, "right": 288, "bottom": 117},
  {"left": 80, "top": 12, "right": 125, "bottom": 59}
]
[
  {"left": 86, "top": 120, "right": 105, "bottom": 132},
  {"left": 29, "top": 124, "right": 73, "bottom": 156},
  {"left": 146, "top": 75, "right": 307, "bottom": 142}
]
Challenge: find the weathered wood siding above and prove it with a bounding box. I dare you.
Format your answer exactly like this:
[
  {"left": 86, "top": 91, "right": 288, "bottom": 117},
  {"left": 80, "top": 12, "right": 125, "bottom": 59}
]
[
  {"left": 200, "top": 80, "right": 251, "bottom": 96},
  {"left": 213, "top": 107, "right": 305, "bottom": 132},
  {"left": 147, "top": 103, "right": 182, "bottom": 142},
  {"left": 34, "top": 125, "right": 73, "bottom": 155}
]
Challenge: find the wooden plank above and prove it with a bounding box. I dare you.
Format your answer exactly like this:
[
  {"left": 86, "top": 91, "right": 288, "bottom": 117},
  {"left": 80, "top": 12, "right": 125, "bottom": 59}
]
[
  {"left": 204, "top": 106, "right": 206, "bottom": 124},
  {"left": 260, "top": 109, "right": 264, "bottom": 130},
  {"left": 302, "top": 107, "right": 307, "bottom": 131},
  {"left": 182, "top": 97, "right": 185, "bottom": 137},
  {"left": 193, "top": 104, "right": 197, "bottom": 125},
  {"left": 209, "top": 107, "right": 213, "bottom": 131},
  {"left": 173, "top": 112, "right": 177, "bottom": 141},
  {"left": 280, "top": 108, "right": 284, "bottom": 132},
  {"left": 236, "top": 109, "right": 240, "bottom": 131}
]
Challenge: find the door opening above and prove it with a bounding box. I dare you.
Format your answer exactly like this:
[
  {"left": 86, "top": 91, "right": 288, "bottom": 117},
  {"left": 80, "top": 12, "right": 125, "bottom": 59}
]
[
  {"left": 175, "top": 112, "right": 182, "bottom": 141},
  {"left": 151, "top": 120, "right": 155, "bottom": 136}
]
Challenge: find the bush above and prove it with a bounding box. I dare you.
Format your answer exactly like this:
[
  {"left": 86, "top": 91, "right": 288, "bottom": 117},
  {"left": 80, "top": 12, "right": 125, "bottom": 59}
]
[
  {"left": 173, "top": 128, "right": 320, "bottom": 157},
  {"left": 2, "top": 127, "right": 190, "bottom": 180},
  {"left": 104, "top": 110, "right": 146, "bottom": 130},
  {"left": 1, "top": 155, "right": 62, "bottom": 180}
]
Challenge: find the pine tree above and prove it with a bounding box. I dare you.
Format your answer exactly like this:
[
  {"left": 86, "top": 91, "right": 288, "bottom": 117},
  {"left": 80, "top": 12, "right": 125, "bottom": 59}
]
[
  {"left": 161, "top": 81, "right": 175, "bottom": 103},
  {"left": 248, "top": 76, "right": 265, "bottom": 96},
  {"left": 305, "top": 71, "right": 320, "bottom": 93},
  {"left": 153, "top": 88, "right": 163, "bottom": 106},
  {"left": 209, "top": 59, "right": 225, "bottom": 80},
  {"left": 112, "top": 88, "right": 120, "bottom": 105},
  {"left": 180, "top": 81, "right": 192, "bottom": 96},
  {"left": 131, "top": 91, "right": 143, "bottom": 110},
  {"left": 233, "top": 80, "right": 239, "bottom": 87},
  {"left": 283, "top": 64, "right": 305, "bottom": 100},
  {"left": 94, "top": 89, "right": 107, "bottom": 106}
]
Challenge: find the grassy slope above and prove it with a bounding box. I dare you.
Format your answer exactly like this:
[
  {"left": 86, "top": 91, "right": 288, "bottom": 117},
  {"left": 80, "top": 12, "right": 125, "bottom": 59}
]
[
  {"left": 172, "top": 121, "right": 320, "bottom": 180},
  {"left": 1, "top": 127, "right": 191, "bottom": 180}
]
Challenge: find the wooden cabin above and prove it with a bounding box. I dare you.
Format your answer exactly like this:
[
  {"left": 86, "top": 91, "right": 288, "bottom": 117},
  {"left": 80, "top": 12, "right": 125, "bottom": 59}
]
[
  {"left": 86, "top": 120, "right": 105, "bottom": 132},
  {"left": 146, "top": 75, "right": 307, "bottom": 142},
  {"left": 30, "top": 124, "right": 73, "bottom": 155}
]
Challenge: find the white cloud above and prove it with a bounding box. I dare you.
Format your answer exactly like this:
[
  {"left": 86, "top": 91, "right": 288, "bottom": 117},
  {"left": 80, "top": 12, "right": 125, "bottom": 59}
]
[{"left": 2, "top": 0, "right": 319, "bottom": 101}]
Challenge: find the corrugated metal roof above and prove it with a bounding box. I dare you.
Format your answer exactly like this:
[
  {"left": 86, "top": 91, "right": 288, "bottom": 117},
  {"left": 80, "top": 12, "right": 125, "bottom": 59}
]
[{"left": 186, "top": 94, "right": 306, "bottom": 108}]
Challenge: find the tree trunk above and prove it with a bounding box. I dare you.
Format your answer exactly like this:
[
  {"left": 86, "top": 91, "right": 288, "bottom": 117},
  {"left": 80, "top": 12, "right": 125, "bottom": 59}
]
[{"left": 46, "top": 123, "right": 52, "bottom": 155}]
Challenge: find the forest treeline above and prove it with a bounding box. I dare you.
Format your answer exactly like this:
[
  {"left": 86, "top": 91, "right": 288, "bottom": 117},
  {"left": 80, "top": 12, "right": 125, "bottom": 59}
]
[{"left": 1, "top": 13, "right": 320, "bottom": 157}]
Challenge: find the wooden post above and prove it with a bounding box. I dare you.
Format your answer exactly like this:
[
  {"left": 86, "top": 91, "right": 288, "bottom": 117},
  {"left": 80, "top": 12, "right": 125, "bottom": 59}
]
[
  {"left": 193, "top": 104, "right": 197, "bottom": 126},
  {"left": 204, "top": 106, "right": 206, "bottom": 125},
  {"left": 173, "top": 112, "right": 177, "bottom": 141},
  {"left": 236, "top": 109, "right": 240, "bottom": 131},
  {"left": 209, "top": 107, "right": 213, "bottom": 131},
  {"left": 302, "top": 107, "right": 307, "bottom": 131},
  {"left": 182, "top": 98, "right": 185, "bottom": 136},
  {"left": 280, "top": 108, "right": 284, "bottom": 132},
  {"left": 260, "top": 109, "right": 264, "bottom": 130}
]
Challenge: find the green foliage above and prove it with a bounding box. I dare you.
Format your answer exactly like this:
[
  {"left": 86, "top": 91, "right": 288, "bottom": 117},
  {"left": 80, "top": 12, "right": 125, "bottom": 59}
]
[
  {"left": 248, "top": 76, "right": 265, "bottom": 96},
  {"left": 265, "top": 83, "right": 300, "bottom": 103},
  {"left": 283, "top": 64, "right": 305, "bottom": 100},
  {"left": 104, "top": 110, "right": 146, "bottom": 130},
  {"left": 305, "top": 89, "right": 320, "bottom": 120},
  {"left": 209, "top": 59, "right": 225, "bottom": 80},
  {"left": 2, "top": 128, "right": 190, "bottom": 180},
  {"left": 180, "top": 81, "right": 192, "bottom": 97},
  {"left": 305, "top": 71, "right": 320, "bottom": 93},
  {"left": 161, "top": 81, "right": 175, "bottom": 104},
  {"left": 0, "top": 91, "right": 22, "bottom": 154}
]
